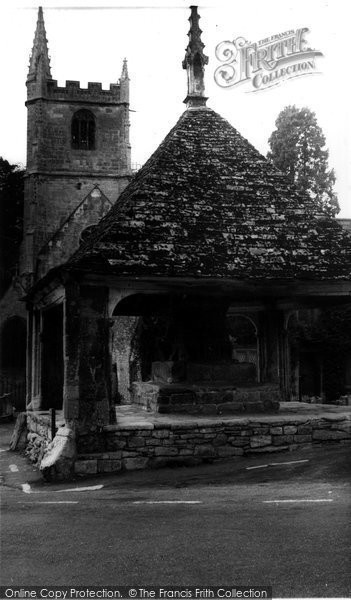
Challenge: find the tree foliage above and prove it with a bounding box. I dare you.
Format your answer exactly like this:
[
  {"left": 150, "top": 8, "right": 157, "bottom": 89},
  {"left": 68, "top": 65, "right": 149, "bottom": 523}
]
[
  {"left": 0, "top": 157, "right": 25, "bottom": 296},
  {"left": 268, "top": 105, "right": 339, "bottom": 216}
]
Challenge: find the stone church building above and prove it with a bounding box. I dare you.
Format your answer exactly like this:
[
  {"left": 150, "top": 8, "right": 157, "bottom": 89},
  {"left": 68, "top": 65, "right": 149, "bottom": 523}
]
[
  {"left": 2, "top": 6, "right": 351, "bottom": 466},
  {"left": 0, "top": 7, "right": 132, "bottom": 411}
]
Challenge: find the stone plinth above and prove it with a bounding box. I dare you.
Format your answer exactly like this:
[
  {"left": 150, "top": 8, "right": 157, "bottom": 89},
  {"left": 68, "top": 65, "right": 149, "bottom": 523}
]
[
  {"left": 151, "top": 361, "right": 256, "bottom": 385},
  {"left": 187, "top": 362, "right": 256, "bottom": 383},
  {"left": 131, "top": 381, "right": 280, "bottom": 415},
  {"left": 151, "top": 361, "right": 186, "bottom": 383}
]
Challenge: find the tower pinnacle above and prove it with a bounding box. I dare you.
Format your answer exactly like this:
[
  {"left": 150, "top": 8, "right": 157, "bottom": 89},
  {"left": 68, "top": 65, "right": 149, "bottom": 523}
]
[
  {"left": 28, "top": 6, "right": 51, "bottom": 82},
  {"left": 120, "top": 58, "right": 130, "bottom": 103},
  {"left": 121, "top": 58, "right": 129, "bottom": 81},
  {"left": 182, "top": 6, "right": 208, "bottom": 108}
]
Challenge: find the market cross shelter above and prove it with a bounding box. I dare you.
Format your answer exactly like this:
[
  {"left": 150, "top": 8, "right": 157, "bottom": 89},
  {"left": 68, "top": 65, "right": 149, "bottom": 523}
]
[{"left": 10, "top": 7, "right": 351, "bottom": 477}]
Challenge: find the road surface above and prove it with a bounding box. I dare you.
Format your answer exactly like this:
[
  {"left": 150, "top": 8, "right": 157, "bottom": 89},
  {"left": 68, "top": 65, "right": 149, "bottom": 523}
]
[{"left": 1, "top": 422, "right": 350, "bottom": 598}]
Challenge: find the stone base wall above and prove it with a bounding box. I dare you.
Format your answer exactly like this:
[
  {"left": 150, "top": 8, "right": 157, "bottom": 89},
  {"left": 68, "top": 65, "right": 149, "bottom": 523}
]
[
  {"left": 25, "top": 412, "right": 55, "bottom": 465},
  {"left": 22, "top": 411, "right": 75, "bottom": 479},
  {"left": 75, "top": 414, "right": 351, "bottom": 475},
  {"left": 131, "top": 382, "right": 281, "bottom": 414}
]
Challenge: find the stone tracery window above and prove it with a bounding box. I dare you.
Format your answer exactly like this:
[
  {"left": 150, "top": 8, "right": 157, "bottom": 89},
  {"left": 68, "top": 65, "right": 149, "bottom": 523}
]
[{"left": 71, "top": 109, "right": 95, "bottom": 150}]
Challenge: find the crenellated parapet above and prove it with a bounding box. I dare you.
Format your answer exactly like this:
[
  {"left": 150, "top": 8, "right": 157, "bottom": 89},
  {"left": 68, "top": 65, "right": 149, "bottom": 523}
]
[{"left": 27, "top": 78, "right": 126, "bottom": 105}]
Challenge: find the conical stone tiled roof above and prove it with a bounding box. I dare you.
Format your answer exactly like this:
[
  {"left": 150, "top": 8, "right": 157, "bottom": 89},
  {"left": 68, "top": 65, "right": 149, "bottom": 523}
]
[{"left": 70, "top": 107, "right": 351, "bottom": 281}]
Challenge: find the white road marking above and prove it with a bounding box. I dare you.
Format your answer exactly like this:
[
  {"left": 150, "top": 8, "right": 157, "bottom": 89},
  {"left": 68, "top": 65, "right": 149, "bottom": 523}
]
[
  {"left": 9, "top": 464, "right": 19, "bottom": 472},
  {"left": 270, "top": 459, "right": 310, "bottom": 466},
  {"left": 0, "top": 449, "right": 8, "bottom": 453},
  {"left": 263, "top": 499, "right": 333, "bottom": 504},
  {"left": 246, "top": 459, "right": 309, "bottom": 471},
  {"left": 55, "top": 485, "right": 104, "bottom": 493},
  {"left": 20, "top": 483, "right": 103, "bottom": 494},
  {"left": 133, "top": 500, "right": 202, "bottom": 505},
  {"left": 17, "top": 501, "right": 79, "bottom": 505},
  {"left": 32, "top": 501, "right": 79, "bottom": 504}
]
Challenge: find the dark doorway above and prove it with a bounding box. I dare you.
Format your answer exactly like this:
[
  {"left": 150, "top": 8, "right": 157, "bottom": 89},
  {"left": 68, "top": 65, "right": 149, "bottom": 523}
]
[
  {"left": 41, "top": 305, "right": 64, "bottom": 410},
  {"left": 0, "top": 316, "right": 26, "bottom": 371},
  {"left": 0, "top": 316, "right": 27, "bottom": 410}
]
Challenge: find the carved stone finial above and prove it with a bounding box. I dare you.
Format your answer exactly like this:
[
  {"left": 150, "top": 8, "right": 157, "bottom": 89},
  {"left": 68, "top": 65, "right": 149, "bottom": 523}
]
[{"left": 182, "top": 6, "right": 208, "bottom": 108}]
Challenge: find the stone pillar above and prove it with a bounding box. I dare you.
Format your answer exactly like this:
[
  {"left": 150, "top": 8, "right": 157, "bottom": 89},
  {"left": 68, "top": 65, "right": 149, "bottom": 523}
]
[
  {"left": 286, "top": 312, "right": 300, "bottom": 401},
  {"left": 63, "top": 281, "right": 111, "bottom": 433},
  {"left": 63, "top": 280, "right": 80, "bottom": 423},
  {"left": 260, "top": 309, "right": 286, "bottom": 389},
  {"left": 26, "top": 308, "right": 33, "bottom": 408},
  {"left": 30, "top": 308, "right": 43, "bottom": 410},
  {"left": 76, "top": 285, "right": 112, "bottom": 433},
  {"left": 64, "top": 282, "right": 113, "bottom": 433},
  {"left": 279, "top": 324, "right": 290, "bottom": 401},
  {"left": 110, "top": 315, "right": 140, "bottom": 404}
]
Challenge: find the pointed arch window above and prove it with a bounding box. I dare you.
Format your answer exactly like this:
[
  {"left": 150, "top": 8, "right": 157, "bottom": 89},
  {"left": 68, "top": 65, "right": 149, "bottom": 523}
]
[{"left": 71, "top": 109, "right": 95, "bottom": 150}]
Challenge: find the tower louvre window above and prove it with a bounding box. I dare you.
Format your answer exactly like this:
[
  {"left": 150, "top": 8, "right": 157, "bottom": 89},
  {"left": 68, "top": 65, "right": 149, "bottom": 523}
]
[{"left": 71, "top": 109, "right": 95, "bottom": 150}]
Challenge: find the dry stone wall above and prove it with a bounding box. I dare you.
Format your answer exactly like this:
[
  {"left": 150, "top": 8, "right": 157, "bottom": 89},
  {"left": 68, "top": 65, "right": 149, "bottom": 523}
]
[
  {"left": 21, "top": 408, "right": 351, "bottom": 479},
  {"left": 75, "top": 413, "right": 351, "bottom": 475}
]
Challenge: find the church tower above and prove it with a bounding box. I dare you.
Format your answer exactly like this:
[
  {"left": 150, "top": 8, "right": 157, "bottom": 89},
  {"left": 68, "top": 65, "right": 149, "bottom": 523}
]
[{"left": 22, "top": 7, "right": 132, "bottom": 284}]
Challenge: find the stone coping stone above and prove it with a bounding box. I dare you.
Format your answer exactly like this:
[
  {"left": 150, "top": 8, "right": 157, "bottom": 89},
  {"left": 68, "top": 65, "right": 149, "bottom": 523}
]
[
  {"left": 25, "top": 405, "right": 351, "bottom": 433},
  {"left": 105, "top": 403, "right": 351, "bottom": 432}
]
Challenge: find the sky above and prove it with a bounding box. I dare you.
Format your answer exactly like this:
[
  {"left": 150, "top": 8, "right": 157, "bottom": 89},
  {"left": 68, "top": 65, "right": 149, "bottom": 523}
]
[{"left": 0, "top": 0, "right": 350, "bottom": 215}]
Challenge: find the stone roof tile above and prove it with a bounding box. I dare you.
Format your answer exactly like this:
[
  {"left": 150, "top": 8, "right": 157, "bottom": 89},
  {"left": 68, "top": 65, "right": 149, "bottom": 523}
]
[{"left": 70, "top": 107, "right": 351, "bottom": 281}]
